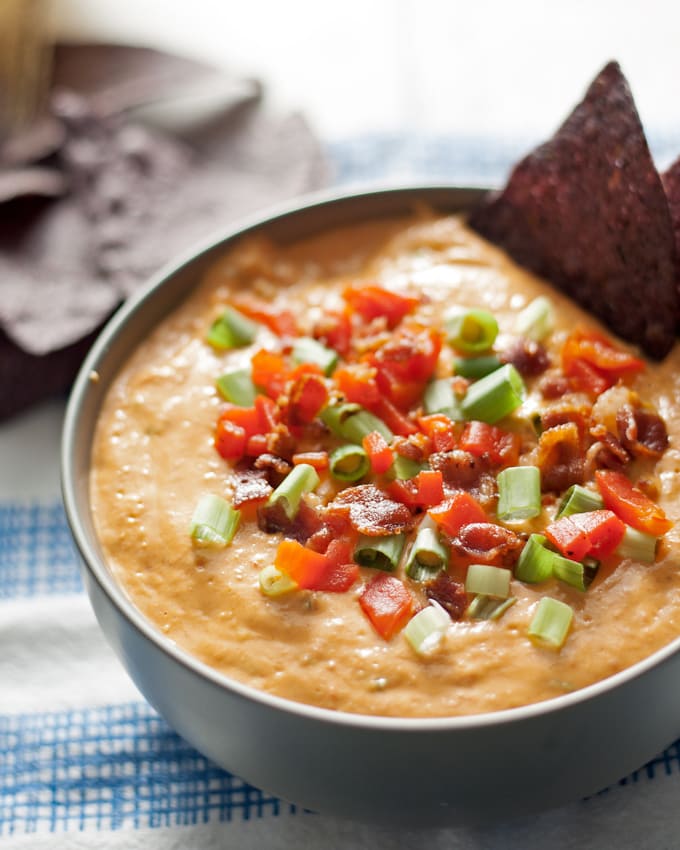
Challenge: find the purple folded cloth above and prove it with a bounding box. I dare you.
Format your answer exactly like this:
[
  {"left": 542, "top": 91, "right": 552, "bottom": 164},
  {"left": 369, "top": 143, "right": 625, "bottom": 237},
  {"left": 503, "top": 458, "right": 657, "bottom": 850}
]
[{"left": 0, "top": 43, "right": 329, "bottom": 421}]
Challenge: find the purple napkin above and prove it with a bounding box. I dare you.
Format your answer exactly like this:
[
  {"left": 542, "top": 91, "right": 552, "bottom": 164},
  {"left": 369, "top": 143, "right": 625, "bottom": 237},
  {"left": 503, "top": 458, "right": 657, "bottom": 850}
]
[{"left": 0, "top": 43, "right": 329, "bottom": 420}]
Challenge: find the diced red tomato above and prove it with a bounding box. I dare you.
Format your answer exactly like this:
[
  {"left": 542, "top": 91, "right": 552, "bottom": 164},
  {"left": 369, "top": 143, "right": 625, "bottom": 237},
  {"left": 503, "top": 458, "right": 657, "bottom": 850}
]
[
  {"left": 254, "top": 394, "right": 280, "bottom": 432},
  {"left": 595, "top": 470, "right": 672, "bottom": 536},
  {"left": 218, "top": 405, "right": 261, "bottom": 437},
  {"left": 275, "top": 539, "right": 328, "bottom": 589},
  {"left": 314, "top": 309, "right": 352, "bottom": 358},
  {"left": 275, "top": 538, "right": 358, "bottom": 593},
  {"left": 414, "top": 469, "right": 444, "bottom": 508},
  {"left": 372, "top": 328, "right": 442, "bottom": 409},
  {"left": 343, "top": 284, "right": 419, "bottom": 329},
  {"left": 292, "top": 451, "right": 330, "bottom": 471},
  {"left": 215, "top": 418, "right": 247, "bottom": 460},
  {"left": 371, "top": 397, "right": 419, "bottom": 436},
  {"left": 333, "top": 363, "right": 381, "bottom": 407},
  {"left": 245, "top": 433, "right": 268, "bottom": 457},
  {"left": 459, "top": 421, "right": 521, "bottom": 468},
  {"left": 288, "top": 373, "right": 328, "bottom": 424},
  {"left": 571, "top": 510, "right": 626, "bottom": 559},
  {"left": 314, "top": 538, "right": 359, "bottom": 592},
  {"left": 543, "top": 515, "right": 591, "bottom": 561},
  {"left": 561, "top": 328, "right": 644, "bottom": 395},
  {"left": 387, "top": 478, "right": 420, "bottom": 511},
  {"left": 358, "top": 572, "right": 414, "bottom": 640},
  {"left": 428, "top": 491, "right": 488, "bottom": 537},
  {"left": 231, "top": 294, "right": 298, "bottom": 336},
  {"left": 251, "top": 349, "right": 289, "bottom": 399},
  {"left": 362, "top": 430, "right": 394, "bottom": 475},
  {"left": 418, "top": 414, "right": 458, "bottom": 453}
]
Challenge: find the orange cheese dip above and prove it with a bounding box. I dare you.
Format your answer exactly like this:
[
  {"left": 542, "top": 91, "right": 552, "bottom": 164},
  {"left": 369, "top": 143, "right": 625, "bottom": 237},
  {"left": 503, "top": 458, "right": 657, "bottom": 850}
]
[{"left": 90, "top": 213, "right": 680, "bottom": 717}]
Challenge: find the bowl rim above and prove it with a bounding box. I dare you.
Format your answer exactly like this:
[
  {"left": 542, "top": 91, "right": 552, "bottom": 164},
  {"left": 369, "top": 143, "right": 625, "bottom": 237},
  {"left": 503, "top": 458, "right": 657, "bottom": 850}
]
[{"left": 61, "top": 181, "right": 680, "bottom": 733}]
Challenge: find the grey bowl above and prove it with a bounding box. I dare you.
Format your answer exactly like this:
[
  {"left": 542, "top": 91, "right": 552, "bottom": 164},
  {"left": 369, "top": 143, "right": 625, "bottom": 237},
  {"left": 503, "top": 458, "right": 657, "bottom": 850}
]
[{"left": 61, "top": 185, "right": 680, "bottom": 826}]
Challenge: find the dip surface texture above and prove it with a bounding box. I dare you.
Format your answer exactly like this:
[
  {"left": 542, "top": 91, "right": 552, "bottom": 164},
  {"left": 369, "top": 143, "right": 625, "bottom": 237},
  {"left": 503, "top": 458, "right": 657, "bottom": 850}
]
[{"left": 90, "top": 213, "right": 680, "bottom": 717}]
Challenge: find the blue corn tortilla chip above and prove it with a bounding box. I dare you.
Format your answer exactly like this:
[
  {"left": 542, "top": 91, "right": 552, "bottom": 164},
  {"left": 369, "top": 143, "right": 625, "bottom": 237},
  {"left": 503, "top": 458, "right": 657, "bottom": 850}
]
[{"left": 470, "top": 61, "right": 678, "bottom": 360}]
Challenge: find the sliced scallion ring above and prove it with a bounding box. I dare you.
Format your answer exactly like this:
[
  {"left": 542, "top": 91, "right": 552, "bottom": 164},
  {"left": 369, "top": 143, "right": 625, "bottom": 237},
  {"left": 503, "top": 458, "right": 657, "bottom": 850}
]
[
  {"left": 466, "top": 594, "right": 517, "bottom": 620},
  {"left": 206, "top": 305, "right": 257, "bottom": 349},
  {"left": 552, "top": 553, "right": 598, "bottom": 591},
  {"left": 216, "top": 367, "right": 257, "bottom": 406},
  {"left": 515, "top": 296, "right": 554, "bottom": 342},
  {"left": 496, "top": 465, "right": 541, "bottom": 521},
  {"left": 265, "top": 463, "right": 320, "bottom": 521},
  {"left": 259, "top": 565, "right": 297, "bottom": 597},
  {"left": 616, "top": 525, "right": 658, "bottom": 564},
  {"left": 403, "top": 601, "right": 451, "bottom": 655},
  {"left": 453, "top": 354, "right": 502, "bottom": 380},
  {"left": 322, "top": 403, "right": 393, "bottom": 444},
  {"left": 528, "top": 597, "right": 573, "bottom": 650},
  {"left": 556, "top": 484, "right": 604, "bottom": 519},
  {"left": 405, "top": 526, "right": 449, "bottom": 581},
  {"left": 515, "top": 534, "right": 553, "bottom": 583},
  {"left": 189, "top": 494, "right": 240, "bottom": 547},
  {"left": 423, "top": 378, "right": 463, "bottom": 420},
  {"left": 291, "top": 336, "right": 338, "bottom": 375},
  {"left": 446, "top": 308, "right": 499, "bottom": 354},
  {"left": 460, "top": 363, "right": 525, "bottom": 424},
  {"left": 354, "top": 533, "right": 406, "bottom": 572},
  {"left": 464, "top": 564, "right": 511, "bottom": 599},
  {"left": 391, "top": 454, "right": 426, "bottom": 481},
  {"left": 329, "top": 444, "right": 370, "bottom": 482}
]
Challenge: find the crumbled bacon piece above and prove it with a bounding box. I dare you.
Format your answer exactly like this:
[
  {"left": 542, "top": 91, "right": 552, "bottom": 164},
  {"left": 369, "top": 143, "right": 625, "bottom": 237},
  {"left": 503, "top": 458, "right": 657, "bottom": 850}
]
[
  {"left": 392, "top": 433, "right": 431, "bottom": 463},
  {"left": 254, "top": 452, "right": 292, "bottom": 485},
  {"left": 231, "top": 467, "right": 273, "bottom": 507},
  {"left": 425, "top": 573, "right": 468, "bottom": 621},
  {"left": 538, "top": 370, "right": 572, "bottom": 400},
  {"left": 429, "top": 450, "right": 488, "bottom": 490},
  {"left": 587, "top": 423, "right": 630, "bottom": 473},
  {"left": 257, "top": 499, "right": 322, "bottom": 542},
  {"left": 617, "top": 403, "right": 669, "bottom": 459},
  {"left": 536, "top": 422, "right": 585, "bottom": 492},
  {"left": 540, "top": 398, "right": 592, "bottom": 447},
  {"left": 450, "top": 522, "right": 524, "bottom": 567},
  {"left": 263, "top": 425, "right": 296, "bottom": 460},
  {"left": 500, "top": 337, "right": 551, "bottom": 377},
  {"left": 324, "top": 484, "right": 415, "bottom": 535}
]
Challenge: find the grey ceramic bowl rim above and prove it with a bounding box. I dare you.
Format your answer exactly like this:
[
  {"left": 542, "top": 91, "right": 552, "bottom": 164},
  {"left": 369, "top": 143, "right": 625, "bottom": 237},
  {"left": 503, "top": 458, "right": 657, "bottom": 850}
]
[{"left": 61, "top": 180, "right": 680, "bottom": 735}]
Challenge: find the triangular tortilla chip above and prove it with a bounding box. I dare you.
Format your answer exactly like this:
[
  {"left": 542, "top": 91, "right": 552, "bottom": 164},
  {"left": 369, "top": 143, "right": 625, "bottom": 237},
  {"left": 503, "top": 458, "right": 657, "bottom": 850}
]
[{"left": 470, "top": 61, "right": 678, "bottom": 359}]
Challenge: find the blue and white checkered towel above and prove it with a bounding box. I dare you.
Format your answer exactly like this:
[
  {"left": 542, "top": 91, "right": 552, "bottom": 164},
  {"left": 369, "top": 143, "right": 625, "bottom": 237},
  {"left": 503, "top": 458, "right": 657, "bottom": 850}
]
[{"left": 2, "top": 137, "right": 680, "bottom": 848}]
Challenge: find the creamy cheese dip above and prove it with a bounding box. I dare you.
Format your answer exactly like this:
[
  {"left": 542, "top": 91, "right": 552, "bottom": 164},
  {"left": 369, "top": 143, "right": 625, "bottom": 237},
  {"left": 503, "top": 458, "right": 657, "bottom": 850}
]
[{"left": 90, "top": 213, "right": 680, "bottom": 717}]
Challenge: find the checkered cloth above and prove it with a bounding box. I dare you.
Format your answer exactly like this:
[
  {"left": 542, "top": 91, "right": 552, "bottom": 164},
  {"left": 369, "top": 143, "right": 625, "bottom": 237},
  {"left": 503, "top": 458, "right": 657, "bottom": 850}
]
[{"left": 2, "top": 136, "right": 680, "bottom": 848}]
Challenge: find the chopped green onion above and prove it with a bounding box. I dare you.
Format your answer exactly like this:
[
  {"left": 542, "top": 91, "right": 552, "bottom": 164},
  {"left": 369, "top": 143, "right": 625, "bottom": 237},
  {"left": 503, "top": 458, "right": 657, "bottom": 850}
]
[
  {"left": 265, "top": 463, "right": 319, "bottom": 521},
  {"left": 528, "top": 597, "right": 573, "bottom": 650},
  {"left": 216, "top": 367, "right": 257, "bottom": 406},
  {"left": 259, "top": 565, "right": 297, "bottom": 597},
  {"left": 403, "top": 601, "right": 451, "bottom": 655},
  {"left": 423, "top": 378, "right": 463, "bottom": 420},
  {"left": 322, "top": 403, "right": 393, "bottom": 444},
  {"left": 497, "top": 465, "right": 541, "bottom": 521},
  {"left": 329, "top": 444, "right": 370, "bottom": 482},
  {"left": 556, "top": 485, "right": 604, "bottom": 519},
  {"left": 515, "top": 534, "right": 553, "bottom": 583},
  {"left": 616, "top": 526, "right": 658, "bottom": 564},
  {"left": 292, "top": 336, "right": 338, "bottom": 375},
  {"left": 552, "top": 553, "right": 598, "bottom": 591},
  {"left": 460, "top": 363, "right": 525, "bottom": 424},
  {"left": 354, "top": 533, "right": 406, "bottom": 572},
  {"left": 206, "top": 306, "right": 257, "bottom": 349},
  {"left": 405, "top": 525, "right": 449, "bottom": 581},
  {"left": 189, "top": 494, "right": 240, "bottom": 547},
  {"left": 515, "top": 296, "right": 554, "bottom": 342},
  {"left": 465, "top": 564, "right": 511, "bottom": 599},
  {"left": 391, "top": 454, "right": 425, "bottom": 481},
  {"left": 453, "top": 354, "right": 502, "bottom": 380},
  {"left": 467, "top": 594, "right": 517, "bottom": 620},
  {"left": 446, "top": 308, "right": 499, "bottom": 354}
]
